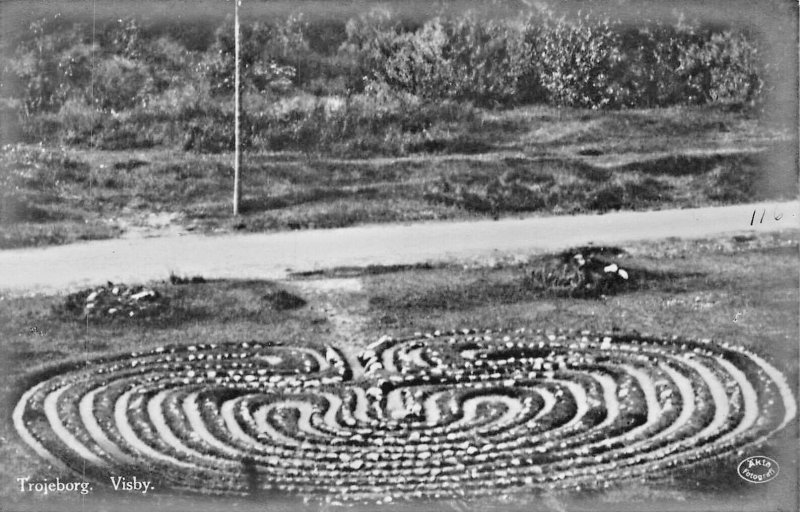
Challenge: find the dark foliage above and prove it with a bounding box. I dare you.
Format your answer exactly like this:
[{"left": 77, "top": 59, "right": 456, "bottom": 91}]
[{"left": 1, "top": 9, "right": 766, "bottom": 151}]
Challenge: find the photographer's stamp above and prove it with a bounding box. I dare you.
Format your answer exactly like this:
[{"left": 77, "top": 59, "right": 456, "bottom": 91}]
[{"left": 738, "top": 456, "right": 780, "bottom": 483}]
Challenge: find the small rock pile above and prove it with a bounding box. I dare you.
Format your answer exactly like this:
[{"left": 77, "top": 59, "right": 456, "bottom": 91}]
[
  {"left": 570, "top": 249, "right": 630, "bottom": 288},
  {"left": 60, "top": 282, "right": 167, "bottom": 320},
  {"left": 529, "top": 246, "right": 632, "bottom": 298}
]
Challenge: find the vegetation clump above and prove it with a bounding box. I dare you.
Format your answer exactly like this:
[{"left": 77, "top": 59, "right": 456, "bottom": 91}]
[
  {"left": 264, "top": 289, "right": 307, "bottom": 311},
  {"left": 1, "top": 8, "right": 767, "bottom": 153}
]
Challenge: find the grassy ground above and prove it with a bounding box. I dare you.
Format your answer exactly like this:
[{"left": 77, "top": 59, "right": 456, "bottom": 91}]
[
  {"left": 1, "top": 105, "right": 796, "bottom": 249},
  {"left": 1, "top": 230, "right": 797, "bottom": 511}
]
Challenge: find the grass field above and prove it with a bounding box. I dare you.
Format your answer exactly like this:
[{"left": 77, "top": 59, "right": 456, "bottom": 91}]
[
  {"left": 2, "top": 229, "right": 797, "bottom": 511},
  {"left": 1, "top": 105, "right": 796, "bottom": 249}
]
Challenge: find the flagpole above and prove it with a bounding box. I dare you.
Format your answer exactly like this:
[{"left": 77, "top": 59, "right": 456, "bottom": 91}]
[{"left": 233, "top": 0, "right": 242, "bottom": 216}]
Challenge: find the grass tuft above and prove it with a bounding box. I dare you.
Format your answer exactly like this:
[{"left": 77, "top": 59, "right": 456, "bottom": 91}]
[{"left": 263, "top": 290, "right": 307, "bottom": 311}]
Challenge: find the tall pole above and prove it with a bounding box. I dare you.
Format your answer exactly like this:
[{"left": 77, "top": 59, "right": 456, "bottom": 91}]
[{"left": 233, "top": 0, "right": 242, "bottom": 216}]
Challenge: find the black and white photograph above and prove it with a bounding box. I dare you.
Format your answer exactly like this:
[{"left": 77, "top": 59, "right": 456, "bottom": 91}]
[{"left": 0, "top": 0, "right": 798, "bottom": 511}]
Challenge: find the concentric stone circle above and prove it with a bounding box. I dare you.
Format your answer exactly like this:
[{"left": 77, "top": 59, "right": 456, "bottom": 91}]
[{"left": 13, "top": 329, "right": 797, "bottom": 503}]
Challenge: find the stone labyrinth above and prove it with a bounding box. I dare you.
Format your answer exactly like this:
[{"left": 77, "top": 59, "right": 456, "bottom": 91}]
[{"left": 13, "top": 330, "right": 797, "bottom": 503}]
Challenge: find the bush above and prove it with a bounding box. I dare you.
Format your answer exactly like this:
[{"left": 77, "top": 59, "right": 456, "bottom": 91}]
[
  {"left": 340, "top": 8, "right": 402, "bottom": 93},
  {"left": 201, "top": 18, "right": 300, "bottom": 97},
  {"left": 531, "top": 10, "right": 624, "bottom": 108},
  {"left": 182, "top": 106, "right": 235, "bottom": 153},
  {"left": 8, "top": 19, "right": 93, "bottom": 113},
  {"left": 611, "top": 17, "right": 761, "bottom": 108},
  {"left": 681, "top": 30, "right": 761, "bottom": 105},
  {"left": 92, "top": 56, "right": 151, "bottom": 111},
  {"left": 343, "top": 7, "right": 764, "bottom": 109},
  {"left": 56, "top": 98, "right": 103, "bottom": 145},
  {"left": 612, "top": 19, "right": 696, "bottom": 107},
  {"left": 99, "top": 17, "right": 146, "bottom": 60},
  {"left": 344, "top": 12, "right": 535, "bottom": 106},
  {"left": 588, "top": 183, "right": 626, "bottom": 211}
]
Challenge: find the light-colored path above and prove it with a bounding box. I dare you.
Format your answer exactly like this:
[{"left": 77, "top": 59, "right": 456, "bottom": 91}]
[
  {"left": 43, "top": 384, "right": 106, "bottom": 466},
  {"left": 1, "top": 201, "right": 796, "bottom": 295}
]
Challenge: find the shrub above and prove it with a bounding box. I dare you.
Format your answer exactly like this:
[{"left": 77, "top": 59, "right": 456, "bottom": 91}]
[
  {"left": 17, "top": 100, "right": 103, "bottom": 146},
  {"left": 344, "top": 11, "right": 535, "bottom": 106},
  {"left": 263, "top": 290, "right": 307, "bottom": 310},
  {"left": 343, "top": 7, "right": 764, "bottom": 109},
  {"left": 340, "top": 8, "right": 402, "bottom": 92},
  {"left": 182, "top": 107, "right": 236, "bottom": 153},
  {"left": 530, "top": 10, "right": 624, "bottom": 108},
  {"left": 99, "top": 17, "right": 146, "bottom": 61},
  {"left": 9, "top": 19, "right": 93, "bottom": 113},
  {"left": 680, "top": 30, "right": 762, "bottom": 105},
  {"left": 56, "top": 98, "right": 103, "bottom": 145},
  {"left": 202, "top": 18, "right": 299, "bottom": 97},
  {"left": 92, "top": 56, "right": 150, "bottom": 112},
  {"left": 613, "top": 21, "right": 695, "bottom": 107},
  {"left": 588, "top": 183, "right": 626, "bottom": 211}
]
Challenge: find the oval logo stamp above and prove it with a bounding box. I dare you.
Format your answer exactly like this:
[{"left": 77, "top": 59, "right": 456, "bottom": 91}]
[{"left": 737, "top": 456, "right": 779, "bottom": 483}]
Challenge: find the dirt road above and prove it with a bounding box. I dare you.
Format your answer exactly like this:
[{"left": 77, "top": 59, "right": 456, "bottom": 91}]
[{"left": 1, "top": 200, "right": 796, "bottom": 295}]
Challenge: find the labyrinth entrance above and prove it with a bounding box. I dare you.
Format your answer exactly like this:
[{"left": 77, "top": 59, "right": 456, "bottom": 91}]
[{"left": 13, "top": 330, "right": 796, "bottom": 503}]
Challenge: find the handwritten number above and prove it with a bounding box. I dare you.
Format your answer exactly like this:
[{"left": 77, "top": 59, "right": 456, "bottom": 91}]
[{"left": 751, "top": 208, "right": 781, "bottom": 225}]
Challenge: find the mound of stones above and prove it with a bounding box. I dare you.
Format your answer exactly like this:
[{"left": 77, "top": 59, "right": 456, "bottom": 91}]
[
  {"left": 13, "top": 330, "right": 796, "bottom": 503},
  {"left": 528, "top": 247, "right": 632, "bottom": 298},
  {"left": 60, "top": 283, "right": 165, "bottom": 320}
]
